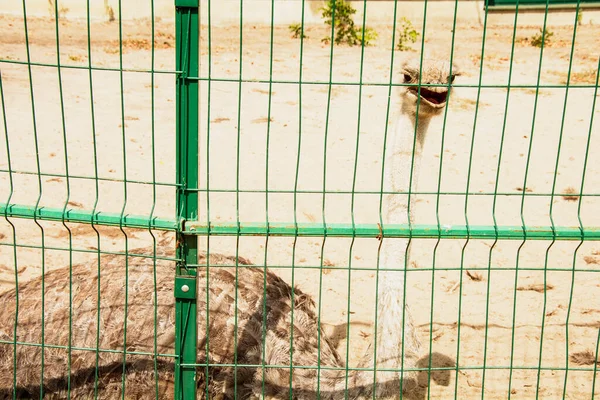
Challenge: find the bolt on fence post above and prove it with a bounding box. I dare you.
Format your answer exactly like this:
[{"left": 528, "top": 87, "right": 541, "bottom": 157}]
[{"left": 174, "top": 0, "right": 199, "bottom": 399}]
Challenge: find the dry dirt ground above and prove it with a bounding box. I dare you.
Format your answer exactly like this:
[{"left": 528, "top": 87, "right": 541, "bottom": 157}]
[{"left": 0, "top": 9, "right": 599, "bottom": 399}]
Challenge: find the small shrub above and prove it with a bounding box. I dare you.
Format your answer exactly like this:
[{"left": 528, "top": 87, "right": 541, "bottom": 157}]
[
  {"left": 105, "top": 7, "right": 115, "bottom": 22},
  {"left": 358, "top": 27, "right": 378, "bottom": 46},
  {"left": 531, "top": 28, "right": 553, "bottom": 48},
  {"left": 47, "top": 0, "right": 69, "bottom": 19},
  {"left": 321, "top": 0, "right": 377, "bottom": 46},
  {"left": 104, "top": 0, "right": 115, "bottom": 22},
  {"left": 289, "top": 23, "right": 307, "bottom": 39},
  {"left": 396, "top": 17, "right": 419, "bottom": 51}
]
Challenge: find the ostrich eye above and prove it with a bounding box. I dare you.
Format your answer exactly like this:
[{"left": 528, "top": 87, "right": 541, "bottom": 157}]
[
  {"left": 403, "top": 73, "right": 412, "bottom": 83},
  {"left": 450, "top": 74, "right": 457, "bottom": 83}
]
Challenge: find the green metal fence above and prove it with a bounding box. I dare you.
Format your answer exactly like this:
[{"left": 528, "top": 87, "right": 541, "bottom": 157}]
[{"left": 1, "top": 0, "right": 599, "bottom": 398}]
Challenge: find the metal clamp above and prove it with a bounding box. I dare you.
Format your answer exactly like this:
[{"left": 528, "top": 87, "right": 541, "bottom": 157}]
[
  {"left": 174, "top": 276, "right": 197, "bottom": 299},
  {"left": 175, "top": 0, "right": 198, "bottom": 7}
]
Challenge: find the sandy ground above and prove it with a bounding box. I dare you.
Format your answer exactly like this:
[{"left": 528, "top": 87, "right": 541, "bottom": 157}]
[{"left": 0, "top": 8, "right": 600, "bottom": 399}]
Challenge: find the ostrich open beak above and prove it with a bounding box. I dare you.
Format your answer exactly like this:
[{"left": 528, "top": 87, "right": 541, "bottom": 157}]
[{"left": 407, "top": 86, "right": 449, "bottom": 109}]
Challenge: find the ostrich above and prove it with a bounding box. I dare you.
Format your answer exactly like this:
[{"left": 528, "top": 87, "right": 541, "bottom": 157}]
[
  {"left": 375, "top": 57, "right": 459, "bottom": 396},
  {"left": 0, "top": 58, "right": 456, "bottom": 399}
]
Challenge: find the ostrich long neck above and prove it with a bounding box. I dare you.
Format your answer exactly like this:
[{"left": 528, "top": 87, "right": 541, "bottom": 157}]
[
  {"left": 381, "top": 99, "right": 434, "bottom": 270},
  {"left": 384, "top": 100, "right": 433, "bottom": 221},
  {"left": 298, "top": 101, "right": 437, "bottom": 399},
  {"left": 350, "top": 100, "right": 434, "bottom": 397}
]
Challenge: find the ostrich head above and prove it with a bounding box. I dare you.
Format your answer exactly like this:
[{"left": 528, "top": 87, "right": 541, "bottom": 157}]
[{"left": 400, "top": 58, "right": 459, "bottom": 117}]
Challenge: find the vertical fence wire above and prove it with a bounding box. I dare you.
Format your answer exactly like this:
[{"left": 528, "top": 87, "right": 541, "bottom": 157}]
[
  {"left": 472, "top": 0, "right": 493, "bottom": 395},
  {"left": 149, "top": 0, "right": 160, "bottom": 396},
  {"left": 533, "top": 4, "right": 555, "bottom": 396},
  {"left": 233, "top": 0, "right": 244, "bottom": 394},
  {"left": 20, "top": 2, "right": 47, "bottom": 396},
  {"left": 84, "top": 0, "right": 103, "bottom": 396},
  {"left": 459, "top": 0, "right": 519, "bottom": 392},
  {"left": 204, "top": 0, "right": 213, "bottom": 398},
  {"left": 289, "top": 0, "right": 307, "bottom": 396},
  {"left": 398, "top": 0, "right": 430, "bottom": 395},
  {"left": 500, "top": 6, "right": 521, "bottom": 400},
  {"left": 318, "top": 0, "right": 339, "bottom": 393},
  {"left": 373, "top": 1, "right": 401, "bottom": 395},
  {"left": 593, "top": 328, "right": 600, "bottom": 397},
  {"left": 582, "top": 60, "right": 600, "bottom": 400},
  {"left": 262, "top": 0, "right": 276, "bottom": 396},
  {"left": 344, "top": 0, "right": 368, "bottom": 391},
  {"left": 0, "top": 61, "right": 20, "bottom": 400},
  {"left": 429, "top": 1, "right": 460, "bottom": 395},
  {"left": 50, "top": 1, "right": 74, "bottom": 395},
  {"left": 114, "top": 2, "right": 132, "bottom": 395},
  {"left": 554, "top": 2, "right": 583, "bottom": 395}
]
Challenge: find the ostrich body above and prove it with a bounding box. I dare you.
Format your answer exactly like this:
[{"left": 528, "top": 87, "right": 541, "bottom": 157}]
[
  {"left": 0, "top": 59, "right": 456, "bottom": 400},
  {"left": 0, "top": 250, "right": 377, "bottom": 399}
]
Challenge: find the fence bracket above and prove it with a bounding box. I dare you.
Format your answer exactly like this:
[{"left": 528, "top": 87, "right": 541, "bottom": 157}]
[
  {"left": 175, "top": 0, "right": 198, "bottom": 7},
  {"left": 174, "top": 276, "right": 197, "bottom": 300}
]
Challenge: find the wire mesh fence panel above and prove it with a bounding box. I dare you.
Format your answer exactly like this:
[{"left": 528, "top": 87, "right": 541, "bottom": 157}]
[{"left": 1, "top": 0, "right": 599, "bottom": 399}]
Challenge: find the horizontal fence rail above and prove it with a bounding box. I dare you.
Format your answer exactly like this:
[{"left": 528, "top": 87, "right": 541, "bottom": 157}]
[{"left": 3, "top": 203, "right": 599, "bottom": 240}]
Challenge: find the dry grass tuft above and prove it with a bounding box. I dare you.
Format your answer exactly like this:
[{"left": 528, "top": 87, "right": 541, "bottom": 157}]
[
  {"left": 582, "top": 309, "right": 600, "bottom": 315},
  {"left": 570, "top": 350, "right": 599, "bottom": 366},
  {"left": 548, "top": 68, "right": 598, "bottom": 85},
  {"left": 466, "top": 270, "right": 483, "bottom": 282},
  {"left": 104, "top": 35, "right": 174, "bottom": 53},
  {"left": 545, "top": 309, "right": 558, "bottom": 317},
  {"left": 517, "top": 283, "right": 554, "bottom": 293},
  {"left": 252, "top": 88, "right": 276, "bottom": 95},
  {"left": 562, "top": 187, "right": 579, "bottom": 202},
  {"left": 450, "top": 97, "right": 490, "bottom": 111},
  {"left": 515, "top": 186, "right": 533, "bottom": 193},
  {"left": 303, "top": 212, "right": 317, "bottom": 223},
  {"left": 521, "top": 88, "right": 552, "bottom": 97},
  {"left": 322, "top": 259, "right": 335, "bottom": 275},
  {"left": 584, "top": 256, "right": 599, "bottom": 265},
  {"left": 567, "top": 69, "right": 598, "bottom": 84},
  {"left": 252, "top": 117, "right": 274, "bottom": 124}
]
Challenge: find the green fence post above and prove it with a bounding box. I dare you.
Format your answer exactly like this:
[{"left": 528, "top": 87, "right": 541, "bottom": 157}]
[{"left": 174, "top": 0, "right": 199, "bottom": 399}]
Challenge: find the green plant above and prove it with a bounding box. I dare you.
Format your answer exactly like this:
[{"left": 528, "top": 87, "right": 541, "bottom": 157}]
[
  {"left": 530, "top": 28, "right": 553, "bottom": 48},
  {"left": 576, "top": 9, "right": 583, "bottom": 26},
  {"left": 359, "top": 27, "right": 378, "bottom": 46},
  {"left": 289, "top": 23, "right": 307, "bottom": 39},
  {"left": 396, "top": 17, "right": 419, "bottom": 51},
  {"left": 320, "top": 0, "right": 377, "bottom": 46}
]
